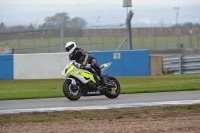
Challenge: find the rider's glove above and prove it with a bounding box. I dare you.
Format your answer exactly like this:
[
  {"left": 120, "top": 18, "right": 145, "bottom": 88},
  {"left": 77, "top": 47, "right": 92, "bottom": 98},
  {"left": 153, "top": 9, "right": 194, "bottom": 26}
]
[
  {"left": 81, "top": 61, "right": 87, "bottom": 68},
  {"left": 74, "top": 62, "right": 81, "bottom": 68}
]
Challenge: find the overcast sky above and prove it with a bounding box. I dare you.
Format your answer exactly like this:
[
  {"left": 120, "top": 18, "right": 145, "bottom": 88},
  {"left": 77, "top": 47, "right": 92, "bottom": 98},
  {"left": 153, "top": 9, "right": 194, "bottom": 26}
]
[
  {"left": 0, "top": 0, "right": 200, "bottom": 27},
  {"left": 1, "top": 0, "right": 200, "bottom": 6}
]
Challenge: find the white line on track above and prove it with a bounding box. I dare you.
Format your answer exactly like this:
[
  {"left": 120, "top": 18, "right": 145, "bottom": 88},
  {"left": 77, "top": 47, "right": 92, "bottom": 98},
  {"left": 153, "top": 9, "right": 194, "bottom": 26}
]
[{"left": 0, "top": 100, "right": 200, "bottom": 114}]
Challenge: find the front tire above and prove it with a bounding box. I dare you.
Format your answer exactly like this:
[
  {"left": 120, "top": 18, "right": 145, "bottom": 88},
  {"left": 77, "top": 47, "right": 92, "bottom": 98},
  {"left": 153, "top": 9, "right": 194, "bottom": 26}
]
[
  {"left": 104, "top": 76, "right": 120, "bottom": 99},
  {"left": 62, "top": 79, "right": 82, "bottom": 101}
]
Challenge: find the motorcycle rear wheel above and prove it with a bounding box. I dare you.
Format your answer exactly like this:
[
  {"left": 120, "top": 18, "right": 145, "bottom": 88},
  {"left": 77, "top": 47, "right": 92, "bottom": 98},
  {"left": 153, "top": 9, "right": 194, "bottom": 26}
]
[
  {"left": 62, "top": 79, "right": 82, "bottom": 101},
  {"left": 104, "top": 76, "right": 120, "bottom": 99}
]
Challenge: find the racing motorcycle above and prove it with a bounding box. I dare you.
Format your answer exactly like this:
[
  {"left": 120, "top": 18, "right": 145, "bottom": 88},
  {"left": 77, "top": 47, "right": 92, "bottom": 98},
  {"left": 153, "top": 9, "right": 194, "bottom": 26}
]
[{"left": 61, "top": 61, "right": 120, "bottom": 101}]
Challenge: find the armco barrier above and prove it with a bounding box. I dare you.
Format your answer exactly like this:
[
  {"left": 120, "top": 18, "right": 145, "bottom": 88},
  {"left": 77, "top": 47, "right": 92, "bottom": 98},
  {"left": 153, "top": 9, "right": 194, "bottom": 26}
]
[
  {"left": 163, "top": 54, "right": 200, "bottom": 74},
  {"left": 0, "top": 50, "right": 149, "bottom": 80},
  {"left": 90, "top": 50, "right": 150, "bottom": 76},
  {"left": 0, "top": 54, "right": 13, "bottom": 80}
]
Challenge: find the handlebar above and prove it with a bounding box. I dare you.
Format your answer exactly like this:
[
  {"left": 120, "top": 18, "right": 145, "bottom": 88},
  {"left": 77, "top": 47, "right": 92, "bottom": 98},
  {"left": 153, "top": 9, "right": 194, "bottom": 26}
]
[{"left": 73, "top": 62, "right": 91, "bottom": 69}]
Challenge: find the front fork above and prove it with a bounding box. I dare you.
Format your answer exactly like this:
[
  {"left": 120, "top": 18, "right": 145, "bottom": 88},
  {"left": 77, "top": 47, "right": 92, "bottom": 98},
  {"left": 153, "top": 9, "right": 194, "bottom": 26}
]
[{"left": 66, "top": 78, "right": 79, "bottom": 91}]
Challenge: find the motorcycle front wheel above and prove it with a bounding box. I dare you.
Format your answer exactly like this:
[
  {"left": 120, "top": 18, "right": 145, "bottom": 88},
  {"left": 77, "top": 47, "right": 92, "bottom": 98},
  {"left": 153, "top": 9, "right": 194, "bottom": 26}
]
[{"left": 62, "top": 79, "right": 82, "bottom": 101}]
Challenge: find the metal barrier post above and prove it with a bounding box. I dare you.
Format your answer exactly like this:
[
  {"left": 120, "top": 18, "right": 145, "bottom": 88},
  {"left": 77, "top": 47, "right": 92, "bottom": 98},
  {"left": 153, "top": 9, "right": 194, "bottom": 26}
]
[{"left": 179, "top": 55, "right": 182, "bottom": 74}]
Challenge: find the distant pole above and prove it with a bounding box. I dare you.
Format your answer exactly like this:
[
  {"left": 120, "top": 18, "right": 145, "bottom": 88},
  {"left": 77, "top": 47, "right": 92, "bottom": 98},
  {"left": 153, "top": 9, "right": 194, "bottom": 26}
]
[
  {"left": 174, "top": 7, "right": 180, "bottom": 26},
  {"left": 123, "top": 0, "right": 132, "bottom": 15},
  {"left": 96, "top": 16, "right": 100, "bottom": 29},
  {"left": 96, "top": 16, "right": 100, "bottom": 23},
  {"left": 33, "top": 21, "right": 37, "bottom": 27},
  {"left": 116, "top": 10, "right": 134, "bottom": 50},
  {"left": 60, "top": 18, "right": 66, "bottom": 52},
  {"left": 123, "top": 0, "right": 133, "bottom": 50},
  {"left": 117, "top": 0, "right": 133, "bottom": 50},
  {"left": 189, "top": 30, "right": 193, "bottom": 49},
  {"left": 126, "top": 10, "right": 134, "bottom": 50},
  {"left": 60, "top": 27, "right": 64, "bottom": 52}
]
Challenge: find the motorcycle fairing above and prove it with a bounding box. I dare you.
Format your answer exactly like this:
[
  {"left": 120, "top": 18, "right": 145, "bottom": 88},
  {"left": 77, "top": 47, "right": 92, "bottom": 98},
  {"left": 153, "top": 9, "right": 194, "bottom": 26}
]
[
  {"left": 73, "top": 71, "right": 96, "bottom": 83},
  {"left": 62, "top": 65, "right": 96, "bottom": 84},
  {"left": 66, "top": 65, "right": 75, "bottom": 74}
]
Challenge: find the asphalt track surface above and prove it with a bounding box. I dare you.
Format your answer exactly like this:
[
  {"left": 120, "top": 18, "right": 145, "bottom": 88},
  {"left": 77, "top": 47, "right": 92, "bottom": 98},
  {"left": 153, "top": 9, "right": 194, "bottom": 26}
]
[{"left": 0, "top": 91, "right": 200, "bottom": 114}]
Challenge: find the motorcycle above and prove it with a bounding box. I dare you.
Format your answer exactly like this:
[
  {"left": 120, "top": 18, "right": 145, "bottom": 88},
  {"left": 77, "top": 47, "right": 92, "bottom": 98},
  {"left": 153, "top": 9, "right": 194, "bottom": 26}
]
[{"left": 61, "top": 61, "right": 120, "bottom": 101}]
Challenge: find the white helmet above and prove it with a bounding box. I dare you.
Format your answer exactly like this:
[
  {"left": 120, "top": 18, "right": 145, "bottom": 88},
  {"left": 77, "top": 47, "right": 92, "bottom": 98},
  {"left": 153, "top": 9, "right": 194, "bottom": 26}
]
[{"left": 65, "top": 42, "right": 77, "bottom": 54}]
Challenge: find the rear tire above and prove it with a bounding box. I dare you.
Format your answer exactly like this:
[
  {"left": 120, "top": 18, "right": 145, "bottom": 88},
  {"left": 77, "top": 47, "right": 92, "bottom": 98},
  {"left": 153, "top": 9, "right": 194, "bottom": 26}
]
[
  {"left": 104, "top": 76, "right": 120, "bottom": 99},
  {"left": 62, "top": 79, "right": 82, "bottom": 101}
]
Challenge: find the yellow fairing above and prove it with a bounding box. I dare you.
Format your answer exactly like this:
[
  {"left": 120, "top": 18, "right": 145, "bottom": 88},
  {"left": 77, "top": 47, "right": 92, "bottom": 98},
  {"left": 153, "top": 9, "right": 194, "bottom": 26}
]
[
  {"left": 62, "top": 71, "right": 65, "bottom": 76},
  {"left": 74, "top": 71, "right": 96, "bottom": 83},
  {"left": 62, "top": 64, "right": 70, "bottom": 76},
  {"left": 66, "top": 65, "right": 75, "bottom": 74},
  {"left": 65, "top": 64, "right": 70, "bottom": 69}
]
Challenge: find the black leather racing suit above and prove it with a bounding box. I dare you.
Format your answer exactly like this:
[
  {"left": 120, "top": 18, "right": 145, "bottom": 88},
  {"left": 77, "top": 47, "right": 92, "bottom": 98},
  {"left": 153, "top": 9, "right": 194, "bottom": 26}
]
[{"left": 69, "top": 47, "right": 104, "bottom": 85}]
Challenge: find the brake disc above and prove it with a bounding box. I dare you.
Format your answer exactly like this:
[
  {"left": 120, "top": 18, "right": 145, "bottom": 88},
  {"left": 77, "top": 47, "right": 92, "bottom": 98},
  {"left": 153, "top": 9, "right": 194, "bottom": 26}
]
[{"left": 69, "top": 84, "right": 79, "bottom": 96}]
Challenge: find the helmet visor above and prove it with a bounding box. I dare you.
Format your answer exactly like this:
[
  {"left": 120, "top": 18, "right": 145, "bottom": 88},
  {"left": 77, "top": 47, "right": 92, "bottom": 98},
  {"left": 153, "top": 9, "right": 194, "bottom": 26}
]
[{"left": 66, "top": 44, "right": 74, "bottom": 52}]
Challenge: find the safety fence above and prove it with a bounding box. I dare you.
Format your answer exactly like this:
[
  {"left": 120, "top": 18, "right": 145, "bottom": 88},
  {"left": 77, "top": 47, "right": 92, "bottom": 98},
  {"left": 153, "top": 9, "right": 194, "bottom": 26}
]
[
  {"left": 0, "top": 26, "right": 199, "bottom": 54},
  {"left": 163, "top": 54, "right": 200, "bottom": 74}
]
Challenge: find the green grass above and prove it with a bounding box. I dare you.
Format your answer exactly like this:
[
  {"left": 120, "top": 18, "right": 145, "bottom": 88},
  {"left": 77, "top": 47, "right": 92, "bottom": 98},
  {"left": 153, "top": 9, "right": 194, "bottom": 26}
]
[
  {"left": 116, "top": 115, "right": 123, "bottom": 119},
  {"left": 120, "top": 74, "right": 200, "bottom": 93},
  {"left": 162, "top": 104, "right": 200, "bottom": 111},
  {"left": 0, "top": 79, "right": 63, "bottom": 100},
  {"left": 0, "top": 74, "right": 200, "bottom": 100}
]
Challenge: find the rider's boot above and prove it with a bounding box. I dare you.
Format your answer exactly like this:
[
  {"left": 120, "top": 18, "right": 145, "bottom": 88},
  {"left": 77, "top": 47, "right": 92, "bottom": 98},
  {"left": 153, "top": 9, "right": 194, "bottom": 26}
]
[{"left": 100, "top": 75, "right": 112, "bottom": 87}]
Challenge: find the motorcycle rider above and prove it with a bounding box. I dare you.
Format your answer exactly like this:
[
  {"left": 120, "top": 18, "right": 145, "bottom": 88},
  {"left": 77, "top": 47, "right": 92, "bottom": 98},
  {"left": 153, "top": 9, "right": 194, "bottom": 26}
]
[{"left": 65, "top": 41, "right": 110, "bottom": 87}]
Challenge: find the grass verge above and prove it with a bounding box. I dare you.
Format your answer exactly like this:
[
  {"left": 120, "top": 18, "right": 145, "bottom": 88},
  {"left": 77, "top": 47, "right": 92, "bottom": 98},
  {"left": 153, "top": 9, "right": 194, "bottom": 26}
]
[
  {"left": 0, "top": 74, "right": 200, "bottom": 100},
  {"left": 0, "top": 104, "right": 199, "bottom": 124}
]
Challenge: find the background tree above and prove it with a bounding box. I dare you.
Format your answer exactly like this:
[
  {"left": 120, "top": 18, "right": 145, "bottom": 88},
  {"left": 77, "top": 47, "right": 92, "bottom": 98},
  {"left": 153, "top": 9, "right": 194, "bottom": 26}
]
[
  {"left": 39, "top": 12, "right": 70, "bottom": 29},
  {"left": 173, "top": 22, "right": 200, "bottom": 27},
  {"left": 7, "top": 25, "right": 27, "bottom": 32},
  {"left": 0, "top": 22, "right": 5, "bottom": 31},
  {"left": 70, "top": 17, "right": 88, "bottom": 28},
  {"left": 39, "top": 12, "right": 88, "bottom": 29},
  {"left": 27, "top": 23, "right": 35, "bottom": 30},
  {"left": 182, "top": 22, "right": 193, "bottom": 27}
]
